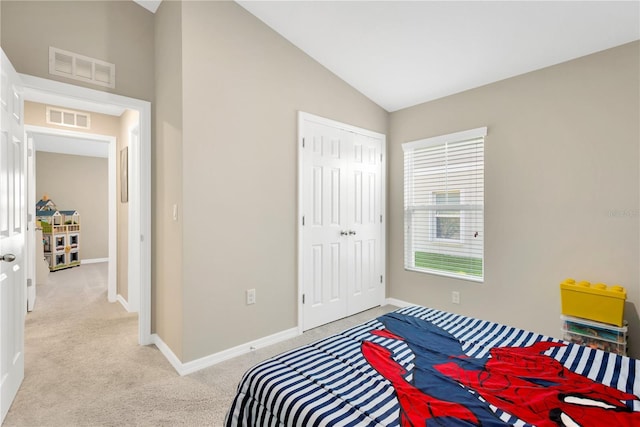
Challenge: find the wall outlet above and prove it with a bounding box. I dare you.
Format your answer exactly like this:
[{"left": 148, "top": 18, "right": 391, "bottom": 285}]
[
  {"left": 246, "top": 288, "right": 256, "bottom": 305},
  {"left": 452, "top": 291, "right": 460, "bottom": 304}
]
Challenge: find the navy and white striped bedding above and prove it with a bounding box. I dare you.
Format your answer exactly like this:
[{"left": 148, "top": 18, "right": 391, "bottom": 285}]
[{"left": 225, "top": 306, "right": 640, "bottom": 426}]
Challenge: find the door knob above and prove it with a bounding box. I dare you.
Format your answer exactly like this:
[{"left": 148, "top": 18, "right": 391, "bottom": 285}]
[
  {"left": 340, "top": 231, "right": 349, "bottom": 236},
  {"left": 348, "top": 230, "right": 356, "bottom": 236},
  {"left": 1, "top": 254, "right": 16, "bottom": 263}
]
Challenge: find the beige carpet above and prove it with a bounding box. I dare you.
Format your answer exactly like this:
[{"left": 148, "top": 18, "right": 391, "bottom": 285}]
[{"left": 3, "top": 263, "right": 396, "bottom": 426}]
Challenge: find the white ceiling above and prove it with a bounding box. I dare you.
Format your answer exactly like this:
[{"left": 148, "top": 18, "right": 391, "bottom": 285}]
[
  {"left": 133, "top": 0, "right": 162, "bottom": 13},
  {"left": 235, "top": 1, "right": 640, "bottom": 112}
]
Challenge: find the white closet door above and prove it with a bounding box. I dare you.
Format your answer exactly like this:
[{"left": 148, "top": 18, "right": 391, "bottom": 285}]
[
  {"left": 346, "top": 133, "right": 382, "bottom": 315},
  {"left": 301, "top": 121, "right": 349, "bottom": 330},
  {"left": 300, "top": 113, "right": 385, "bottom": 331}
]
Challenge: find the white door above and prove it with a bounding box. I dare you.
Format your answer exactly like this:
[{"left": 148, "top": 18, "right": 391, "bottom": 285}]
[
  {"left": 0, "top": 49, "right": 26, "bottom": 423},
  {"left": 299, "top": 113, "right": 385, "bottom": 330},
  {"left": 345, "top": 132, "right": 383, "bottom": 315},
  {"left": 301, "top": 121, "right": 349, "bottom": 329}
]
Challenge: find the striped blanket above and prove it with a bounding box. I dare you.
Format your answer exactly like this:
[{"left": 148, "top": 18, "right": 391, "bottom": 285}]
[{"left": 225, "top": 306, "right": 640, "bottom": 426}]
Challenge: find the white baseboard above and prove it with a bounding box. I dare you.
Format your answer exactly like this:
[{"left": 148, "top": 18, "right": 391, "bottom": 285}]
[
  {"left": 385, "top": 297, "right": 414, "bottom": 308},
  {"left": 151, "top": 327, "right": 300, "bottom": 376},
  {"left": 116, "top": 294, "right": 130, "bottom": 312},
  {"left": 81, "top": 258, "right": 109, "bottom": 264}
]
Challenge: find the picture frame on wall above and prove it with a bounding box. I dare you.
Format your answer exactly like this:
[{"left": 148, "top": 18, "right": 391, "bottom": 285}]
[{"left": 121, "top": 146, "right": 128, "bottom": 203}]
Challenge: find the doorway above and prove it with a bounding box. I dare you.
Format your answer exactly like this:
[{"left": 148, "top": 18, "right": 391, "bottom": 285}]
[
  {"left": 20, "top": 74, "right": 151, "bottom": 345},
  {"left": 26, "top": 127, "right": 117, "bottom": 312}
]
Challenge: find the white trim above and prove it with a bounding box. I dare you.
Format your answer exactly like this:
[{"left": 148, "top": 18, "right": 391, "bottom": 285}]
[
  {"left": 26, "top": 125, "right": 118, "bottom": 301},
  {"left": 151, "top": 327, "right": 301, "bottom": 376},
  {"left": 116, "top": 294, "right": 130, "bottom": 312},
  {"left": 402, "top": 126, "right": 487, "bottom": 151},
  {"left": 20, "top": 73, "right": 152, "bottom": 346},
  {"left": 127, "top": 124, "right": 140, "bottom": 313},
  {"left": 384, "top": 298, "right": 414, "bottom": 308},
  {"left": 81, "top": 258, "right": 109, "bottom": 264}
]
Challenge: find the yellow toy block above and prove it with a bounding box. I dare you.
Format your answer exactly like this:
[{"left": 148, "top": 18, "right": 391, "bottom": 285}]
[{"left": 560, "top": 278, "right": 626, "bottom": 326}]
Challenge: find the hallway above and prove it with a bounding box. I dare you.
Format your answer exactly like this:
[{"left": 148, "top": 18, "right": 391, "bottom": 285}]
[{"left": 3, "top": 263, "right": 215, "bottom": 426}]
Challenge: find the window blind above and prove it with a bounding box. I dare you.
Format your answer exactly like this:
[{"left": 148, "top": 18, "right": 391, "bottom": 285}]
[{"left": 402, "top": 127, "right": 486, "bottom": 281}]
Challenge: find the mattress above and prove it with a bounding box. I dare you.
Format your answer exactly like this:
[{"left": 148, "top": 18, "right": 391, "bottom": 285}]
[{"left": 225, "top": 306, "right": 640, "bottom": 426}]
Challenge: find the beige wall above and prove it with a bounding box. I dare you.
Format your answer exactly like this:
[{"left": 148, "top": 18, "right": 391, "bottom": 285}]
[
  {"left": 388, "top": 41, "right": 640, "bottom": 358},
  {"left": 9, "top": 0, "right": 639, "bottom": 363},
  {"left": 180, "top": 1, "right": 388, "bottom": 361},
  {"left": 1, "top": 0, "right": 154, "bottom": 102},
  {"left": 35, "top": 152, "right": 108, "bottom": 261},
  {"left": 153, "top": 0, "right": 183, "bottom": 359}
]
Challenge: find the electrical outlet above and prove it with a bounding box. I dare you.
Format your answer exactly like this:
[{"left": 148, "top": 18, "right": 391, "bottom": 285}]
[
  {"left": 246, "top": 288, "right": 256, "bottom": 305},
  {"left": 452, "top": 291, "right": 460, "bottom": 304}
]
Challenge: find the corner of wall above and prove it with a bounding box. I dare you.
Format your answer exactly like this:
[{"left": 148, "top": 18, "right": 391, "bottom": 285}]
[{"left": 153, "top": 0, "right": 185, "bottom": 362}]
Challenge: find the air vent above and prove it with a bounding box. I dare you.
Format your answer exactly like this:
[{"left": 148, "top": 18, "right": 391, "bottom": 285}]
[
  {"left": 49, "top": 47, "right": 115, "bottom": 89},
  {"left": 46, "top": 106, "right": 91, "bottom": 129}
]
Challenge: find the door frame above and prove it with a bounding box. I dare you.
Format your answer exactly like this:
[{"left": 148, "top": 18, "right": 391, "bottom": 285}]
[
  {"left": 25, "top": 126, "right": 117, "bottom": 307},
  {"left": 297, "top": 111, "right": 386, "bottom": 333},
  {"left": 20, "top": 74, "right": 152, "bottom": 345}
]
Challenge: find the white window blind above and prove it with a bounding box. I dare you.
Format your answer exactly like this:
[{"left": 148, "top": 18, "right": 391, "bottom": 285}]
[{"left": 403, "top": 127, "right": 486, "bottom": 282}]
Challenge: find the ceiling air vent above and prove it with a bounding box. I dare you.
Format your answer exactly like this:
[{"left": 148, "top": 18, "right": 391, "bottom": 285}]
[
  {"left": 49, "top": 47, "right": 115, "bottom": 89},
  {"left": 46, "top": 106, "right": 91, "bottom": 129}
]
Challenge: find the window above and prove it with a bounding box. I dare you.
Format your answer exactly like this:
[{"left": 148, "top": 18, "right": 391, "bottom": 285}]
[{"left": 403, "top": 127, "right": 486, "bottom": 281}]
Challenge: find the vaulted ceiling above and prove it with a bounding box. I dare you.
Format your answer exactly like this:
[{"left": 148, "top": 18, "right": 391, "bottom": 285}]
[{"left": 136, "top": 1, "right": 640, "bottom": 112}]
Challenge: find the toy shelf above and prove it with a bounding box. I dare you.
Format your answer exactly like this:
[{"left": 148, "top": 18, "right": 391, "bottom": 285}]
[
  {"left": 561, "top": 315, "right": 627, "bottom": 356},
  {"left": 36, "top": 198, "right": 80, "bottom": 272}
]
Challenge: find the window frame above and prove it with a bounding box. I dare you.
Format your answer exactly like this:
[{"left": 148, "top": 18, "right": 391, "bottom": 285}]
[{"left": 402, "top": 127, "right": 486, "bottom": 282}]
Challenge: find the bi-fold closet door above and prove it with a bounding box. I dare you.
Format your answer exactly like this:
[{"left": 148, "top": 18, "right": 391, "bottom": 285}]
[{"left": 299, "top": 113, "right": 385, "bottom": 331}]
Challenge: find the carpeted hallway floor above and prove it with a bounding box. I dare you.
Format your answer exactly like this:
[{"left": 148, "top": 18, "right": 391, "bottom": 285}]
[{"left": 3, "top": 263, "right": 395, "bottom": 426}]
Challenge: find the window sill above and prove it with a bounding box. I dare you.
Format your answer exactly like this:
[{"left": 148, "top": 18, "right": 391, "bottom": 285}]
[{"left": 405, "top": 266, "right": 484, "bottom": 283}]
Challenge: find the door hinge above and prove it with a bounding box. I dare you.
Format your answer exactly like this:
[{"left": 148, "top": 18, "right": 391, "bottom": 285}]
[
  {"left": 380, "top": 275, "right": 383, "bottom": 283},
  {"left": 380, "top": 153, "right": 383, "bottom": 162},
  {"left": 302, "top": 216, "right": 305, "bottom": 226},
  {"left": 380, "top": 214, "right": 383, "bottom": 223},
  {"left": 302, "top": 294, "right": 305, "bottom": 304},
  {"left": 302, "top": 137, "right": 305, "bottom": 148},
  {"left": 28, "top": 148, "right": 33, "bottom": 157}
]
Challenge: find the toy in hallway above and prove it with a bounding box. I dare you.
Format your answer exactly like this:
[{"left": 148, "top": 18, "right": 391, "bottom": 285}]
[{"left": 36, "top": 196, "right": 81, "bottom": 271}]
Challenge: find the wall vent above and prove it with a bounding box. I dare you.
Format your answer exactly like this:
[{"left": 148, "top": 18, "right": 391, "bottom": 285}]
[
  {"left": 49, "top": 47, "right": 115, "bottom": 89},
  {"left": 46, "top": 106, "right": 91, "bottom": 129}
]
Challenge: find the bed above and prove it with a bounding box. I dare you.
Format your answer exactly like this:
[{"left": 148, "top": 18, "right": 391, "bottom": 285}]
[{"left": 225, "top": 306, "right": 640, "bottom": 426}]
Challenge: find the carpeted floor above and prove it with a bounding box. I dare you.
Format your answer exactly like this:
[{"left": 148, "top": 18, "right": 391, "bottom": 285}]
[{"left": 3, "top": 263, "right": 396, "bottom": 426}]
